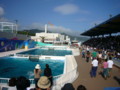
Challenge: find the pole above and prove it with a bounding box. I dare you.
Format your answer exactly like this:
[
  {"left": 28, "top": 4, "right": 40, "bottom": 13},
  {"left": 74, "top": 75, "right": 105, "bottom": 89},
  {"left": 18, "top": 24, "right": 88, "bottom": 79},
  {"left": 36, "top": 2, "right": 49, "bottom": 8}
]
[
  {"left": 45, "top": 24, "right": 47, "bottom": 33},
  {"left": 15, "top": 20, "right": 18, "bottom": 34}
]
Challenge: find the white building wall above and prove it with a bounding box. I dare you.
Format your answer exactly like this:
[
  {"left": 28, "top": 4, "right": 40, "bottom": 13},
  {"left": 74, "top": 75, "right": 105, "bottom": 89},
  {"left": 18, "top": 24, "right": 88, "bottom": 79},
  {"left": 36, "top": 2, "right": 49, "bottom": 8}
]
[
  {"left": 36, "top": 33, "right": 60, "bottom": 39},
  {"left": 31, "top": 32, "right": 71, "bottom": 44},
  {"left": 31, "top": 33, "right": 63, "bottom": 43},
  {"left": 66, "top": 36, "right": 70, "bottom": 42},
  {"left": 60, "top": 35, "right": 65, "bottom": 42}
]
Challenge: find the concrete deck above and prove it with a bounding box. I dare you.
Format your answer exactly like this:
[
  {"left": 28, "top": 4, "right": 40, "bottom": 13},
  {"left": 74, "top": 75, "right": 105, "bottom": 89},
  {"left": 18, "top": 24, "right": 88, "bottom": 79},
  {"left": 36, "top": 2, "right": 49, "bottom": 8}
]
[{"left": 72, "top": 54, "right": 120, "bottom": 90}]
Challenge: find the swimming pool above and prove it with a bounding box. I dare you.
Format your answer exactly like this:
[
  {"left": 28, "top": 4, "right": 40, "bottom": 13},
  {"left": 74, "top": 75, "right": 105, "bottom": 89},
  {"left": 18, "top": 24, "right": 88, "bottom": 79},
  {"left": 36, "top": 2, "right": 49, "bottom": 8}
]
[
  {"left": 17, "top": 48, "right": 72, "bottom": 56},
  {"left": 0, "top": 57, "right": 64, "bottom": 79}
]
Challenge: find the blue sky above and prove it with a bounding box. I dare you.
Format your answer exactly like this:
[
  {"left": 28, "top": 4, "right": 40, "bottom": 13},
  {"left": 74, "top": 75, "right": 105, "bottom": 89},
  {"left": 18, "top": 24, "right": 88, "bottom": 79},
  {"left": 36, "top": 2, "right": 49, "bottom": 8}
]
[{"left": 0, "top": 0, "right": 120, "bottom": 36}]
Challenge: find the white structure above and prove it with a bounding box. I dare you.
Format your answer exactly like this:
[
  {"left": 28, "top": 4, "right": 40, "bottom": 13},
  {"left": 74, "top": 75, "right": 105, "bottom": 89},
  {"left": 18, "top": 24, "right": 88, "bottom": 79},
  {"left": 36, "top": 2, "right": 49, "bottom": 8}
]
[
  {"left": 45, "top": 24, "right": 47, "bottom": 33},
  {"left": 31, "top": 32, "right": 70, "bottom": 44},
  {"left": 66, "top": 36, "right": 70, "bottom": 42},
  {"left": 31, "top": 24, "right": 70, "bottom": 44},
  {"left": 0, "top": 22, "right": 17, "bottom": 33}
]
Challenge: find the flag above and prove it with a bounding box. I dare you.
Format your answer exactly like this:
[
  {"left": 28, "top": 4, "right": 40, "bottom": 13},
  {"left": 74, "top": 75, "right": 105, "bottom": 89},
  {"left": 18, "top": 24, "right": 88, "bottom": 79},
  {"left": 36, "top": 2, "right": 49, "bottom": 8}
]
[{"left": 48, "top": 22, "right": 54, "bottom": 26}]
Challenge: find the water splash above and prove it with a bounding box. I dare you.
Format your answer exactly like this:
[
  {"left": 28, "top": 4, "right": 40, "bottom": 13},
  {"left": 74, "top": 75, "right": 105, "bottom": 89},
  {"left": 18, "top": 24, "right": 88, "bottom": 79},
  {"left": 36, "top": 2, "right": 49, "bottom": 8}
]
[{"left": 27, "top": 71, "right": 34, "bottom": 78}]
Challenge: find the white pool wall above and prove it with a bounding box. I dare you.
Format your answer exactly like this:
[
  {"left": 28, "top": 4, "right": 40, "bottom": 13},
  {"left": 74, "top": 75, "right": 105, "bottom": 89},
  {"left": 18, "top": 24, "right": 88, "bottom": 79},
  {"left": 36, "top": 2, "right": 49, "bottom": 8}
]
[{"left": 0, "top": 45, "right": 80, "bottom": 90}]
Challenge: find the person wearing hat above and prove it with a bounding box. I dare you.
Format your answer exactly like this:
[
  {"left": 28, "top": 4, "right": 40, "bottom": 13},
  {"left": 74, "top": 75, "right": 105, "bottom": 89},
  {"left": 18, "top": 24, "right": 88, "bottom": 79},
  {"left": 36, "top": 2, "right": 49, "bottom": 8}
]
[
  {"left": 37, "top": 76, "right": 51, "bottom": 90},
  {"left": 34, "top": 64, "right": 42, "bottom": 88}
]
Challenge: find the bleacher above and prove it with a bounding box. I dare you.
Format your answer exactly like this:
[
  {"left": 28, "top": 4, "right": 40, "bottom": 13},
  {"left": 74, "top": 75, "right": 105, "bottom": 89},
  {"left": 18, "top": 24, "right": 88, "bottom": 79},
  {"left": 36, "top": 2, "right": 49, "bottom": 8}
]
[{"left": 82, "top": 35, "right": 120, "bottom": 52}]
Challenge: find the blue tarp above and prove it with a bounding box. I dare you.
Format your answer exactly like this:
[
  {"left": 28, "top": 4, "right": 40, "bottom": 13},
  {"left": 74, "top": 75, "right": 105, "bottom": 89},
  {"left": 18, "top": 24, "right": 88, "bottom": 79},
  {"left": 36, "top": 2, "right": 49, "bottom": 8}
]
[{"left": 104, "top": 87, "right": 120, "bottom": 90}]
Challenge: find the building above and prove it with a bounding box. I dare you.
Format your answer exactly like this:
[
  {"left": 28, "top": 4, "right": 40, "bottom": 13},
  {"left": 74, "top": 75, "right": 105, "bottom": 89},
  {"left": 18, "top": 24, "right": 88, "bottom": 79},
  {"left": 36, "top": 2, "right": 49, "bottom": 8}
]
[
  {"left": 31, "top": 24, "right": 71, "bottom": 44},
  {"left": 31, "top": 32, "right": 71, "bottom": 44},
  {"left": 0, "top": 22, "right": 17, "bottom": 33}
]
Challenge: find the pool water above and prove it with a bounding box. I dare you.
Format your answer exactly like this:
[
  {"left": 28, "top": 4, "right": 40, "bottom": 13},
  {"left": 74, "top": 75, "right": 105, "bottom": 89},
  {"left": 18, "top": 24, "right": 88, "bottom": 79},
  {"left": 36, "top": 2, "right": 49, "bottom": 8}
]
[
  {"left": 17, "top": 49, "right": 72, "bottom": 56},
  {"left": 0, "top": 57, "right": 64, "bottom": 79}
]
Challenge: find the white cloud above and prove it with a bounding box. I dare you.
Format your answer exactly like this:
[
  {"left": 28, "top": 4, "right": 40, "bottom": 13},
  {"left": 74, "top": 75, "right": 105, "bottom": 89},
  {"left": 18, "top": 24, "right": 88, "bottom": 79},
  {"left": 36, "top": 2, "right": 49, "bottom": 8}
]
[
  {"left": 54, "top": 4, "right": 79, "bottom": 15},
  {"left": 26, "top": 23, "right": 81, "bottom": 36},
  {"left": 0, "top": 7, "right": 4, "bottom": 16},
  {"left": 54, "top": 4, "right": 89, "bottom": 15},
  {"left": 0, "top": 7, "right": 8, "bottom": 22}
]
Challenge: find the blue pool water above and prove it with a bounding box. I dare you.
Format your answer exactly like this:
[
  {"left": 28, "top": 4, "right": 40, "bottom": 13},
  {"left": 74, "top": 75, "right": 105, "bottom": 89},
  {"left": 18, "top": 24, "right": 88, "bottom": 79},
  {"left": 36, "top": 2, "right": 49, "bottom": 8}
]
[
  {"left": 0, "top": 57, "right": 64, "bottom": 79},
  {"left": 17, "top": 49, "right": 72, "bottom": 56}
]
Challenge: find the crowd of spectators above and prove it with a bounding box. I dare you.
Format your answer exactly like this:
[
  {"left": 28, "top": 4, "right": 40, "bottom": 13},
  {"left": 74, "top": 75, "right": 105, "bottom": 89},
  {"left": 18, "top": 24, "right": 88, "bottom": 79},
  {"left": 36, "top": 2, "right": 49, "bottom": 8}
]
[{"left": 82, "top": 35, "right": 120, "bottom": 59}]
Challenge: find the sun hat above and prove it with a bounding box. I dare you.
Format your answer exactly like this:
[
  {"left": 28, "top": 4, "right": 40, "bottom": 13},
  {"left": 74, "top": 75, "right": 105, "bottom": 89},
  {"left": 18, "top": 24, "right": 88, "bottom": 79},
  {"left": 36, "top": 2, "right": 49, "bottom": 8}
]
[
  {"left": 37, "top": 76, "right": 51, "bottom": 89},
  {"left": 35, "top": 64, "right": 41, "bottom": 69}
]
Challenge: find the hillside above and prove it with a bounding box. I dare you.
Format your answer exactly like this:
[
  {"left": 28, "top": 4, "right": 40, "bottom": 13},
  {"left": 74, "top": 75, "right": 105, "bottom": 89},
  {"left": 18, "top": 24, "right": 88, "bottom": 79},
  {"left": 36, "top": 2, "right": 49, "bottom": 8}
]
[{"left": 60, "top": 33, "right": 89, "bottom": 42}]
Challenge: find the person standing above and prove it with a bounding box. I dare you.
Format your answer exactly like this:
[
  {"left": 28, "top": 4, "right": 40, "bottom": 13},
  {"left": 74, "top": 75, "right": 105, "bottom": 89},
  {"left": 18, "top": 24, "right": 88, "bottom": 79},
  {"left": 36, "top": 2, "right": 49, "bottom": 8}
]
[
  {"left": 91, "top": 50, "right": 97, "bottom": 59},
  {"left": 107, "top": 57, "right": 114, "bottom": 77},
  {"left": 82, "top": 49, "right": 85, "bottom": 58},
  {"left": 44, "top": 64, "right": 53, "bottom": 87},
  {"left": 90, "top": 58, "right": 98, "bottom": 77},
  {"left": 86, "top": 51, "right": 91, "bottom": 62},
  {"left": 98, "top": 52, "right": 102, "bottom": 64},
  {"left": 34, "top": 64, "right": 42, "bottom": 88},
  {"left": 102, "top": 59, "right": 109, "bottom": 80}
]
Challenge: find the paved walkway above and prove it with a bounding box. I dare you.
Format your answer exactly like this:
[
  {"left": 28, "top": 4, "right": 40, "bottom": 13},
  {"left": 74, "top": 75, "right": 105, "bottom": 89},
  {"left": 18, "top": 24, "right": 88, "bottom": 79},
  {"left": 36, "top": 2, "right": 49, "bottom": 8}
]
[{"left": 72, "top": 55, "right": 120, "bottom": 90}]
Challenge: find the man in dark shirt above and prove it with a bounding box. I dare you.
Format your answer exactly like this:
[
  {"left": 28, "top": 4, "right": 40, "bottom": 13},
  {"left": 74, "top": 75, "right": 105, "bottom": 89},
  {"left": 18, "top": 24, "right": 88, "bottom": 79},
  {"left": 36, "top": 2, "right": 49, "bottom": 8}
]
[{"left": 44, "top": 64, "right": 53, "bottom": 86}]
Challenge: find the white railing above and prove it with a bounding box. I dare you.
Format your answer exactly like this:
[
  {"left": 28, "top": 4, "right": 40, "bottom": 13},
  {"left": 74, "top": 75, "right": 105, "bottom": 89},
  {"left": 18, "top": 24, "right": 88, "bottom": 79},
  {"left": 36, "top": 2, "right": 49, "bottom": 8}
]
[
  {"left": 0, "top": 78, "right": 35, "bottom": 85},
  {"left": 0, "top": 78, "right": 10, "bottom": 84},
  {"left": 0, "top": 75, "right": 62, "bottom": 85}
]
